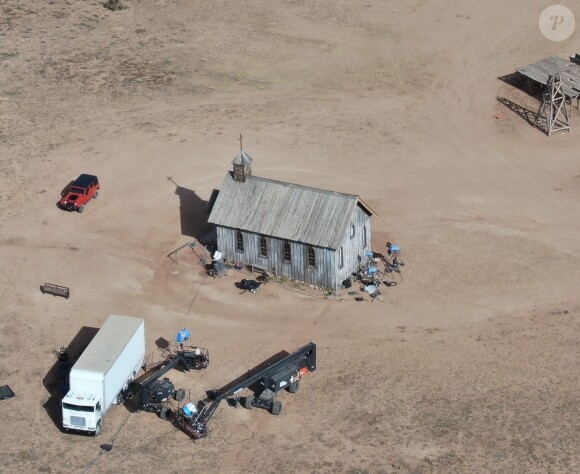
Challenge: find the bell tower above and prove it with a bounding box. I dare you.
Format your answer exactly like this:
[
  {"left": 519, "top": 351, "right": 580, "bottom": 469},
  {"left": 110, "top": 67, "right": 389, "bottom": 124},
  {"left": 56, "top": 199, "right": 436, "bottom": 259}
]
[{"left": 232, "top": 134, "right": 253, "bottom": 182}]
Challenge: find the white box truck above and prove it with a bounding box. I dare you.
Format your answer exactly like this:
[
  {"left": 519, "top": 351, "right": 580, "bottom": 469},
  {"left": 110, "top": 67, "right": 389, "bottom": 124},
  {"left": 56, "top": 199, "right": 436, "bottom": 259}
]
[{"left": 61, "top": 315, "right": 145, "bottom": 435}]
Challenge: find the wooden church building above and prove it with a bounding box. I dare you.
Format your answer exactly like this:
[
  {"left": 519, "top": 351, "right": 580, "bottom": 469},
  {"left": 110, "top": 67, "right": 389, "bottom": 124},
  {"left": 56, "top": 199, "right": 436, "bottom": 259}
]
[{"left": 208, "top": 148, "right": 375, "bottom": 291}]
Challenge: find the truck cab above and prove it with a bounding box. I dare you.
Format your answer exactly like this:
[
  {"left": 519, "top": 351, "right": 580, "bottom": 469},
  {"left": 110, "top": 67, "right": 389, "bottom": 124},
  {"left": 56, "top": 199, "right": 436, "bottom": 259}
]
[
  {"left": 62, "top": 392, "right": 102, "bottom": 435},
  {"left": 61, "top": 315, "right": 145, "bottom": 437}
]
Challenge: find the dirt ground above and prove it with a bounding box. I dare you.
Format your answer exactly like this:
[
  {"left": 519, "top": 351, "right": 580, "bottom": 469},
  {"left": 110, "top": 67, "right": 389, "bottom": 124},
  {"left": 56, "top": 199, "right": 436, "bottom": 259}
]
[{"left": 1, "top": 0, "right": 579, "bottom": 472}]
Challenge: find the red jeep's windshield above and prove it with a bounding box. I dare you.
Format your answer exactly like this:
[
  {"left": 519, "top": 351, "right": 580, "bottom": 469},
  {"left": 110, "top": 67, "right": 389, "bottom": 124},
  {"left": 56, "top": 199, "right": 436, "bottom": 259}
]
[{"left": 68, "top": 186, "right": 86, "bottom": 195}]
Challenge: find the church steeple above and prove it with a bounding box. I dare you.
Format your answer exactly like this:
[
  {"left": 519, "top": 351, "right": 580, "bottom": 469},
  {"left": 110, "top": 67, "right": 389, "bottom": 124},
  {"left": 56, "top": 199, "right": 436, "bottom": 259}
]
[{"left": 232, "top": 134, "right": 253, "bottom": 183}]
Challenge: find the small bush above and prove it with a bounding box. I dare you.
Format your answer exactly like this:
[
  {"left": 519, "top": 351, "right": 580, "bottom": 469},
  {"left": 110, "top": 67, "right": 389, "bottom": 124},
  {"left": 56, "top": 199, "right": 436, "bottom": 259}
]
[{"left": 104, "top": 0, "right": 127, "bottom": 11}]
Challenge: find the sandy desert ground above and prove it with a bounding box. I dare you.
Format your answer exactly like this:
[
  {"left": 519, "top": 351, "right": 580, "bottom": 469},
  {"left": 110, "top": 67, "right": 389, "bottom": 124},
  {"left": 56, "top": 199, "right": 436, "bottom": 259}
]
[{"left": 0, "top": 0, "right": 579, "bottom": 472}]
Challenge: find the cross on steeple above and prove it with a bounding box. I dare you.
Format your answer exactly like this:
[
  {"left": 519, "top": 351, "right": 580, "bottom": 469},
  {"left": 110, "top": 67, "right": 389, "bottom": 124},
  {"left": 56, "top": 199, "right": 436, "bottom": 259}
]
[{"left": 238, "top": 133, "right": 244, "bottom": 152}]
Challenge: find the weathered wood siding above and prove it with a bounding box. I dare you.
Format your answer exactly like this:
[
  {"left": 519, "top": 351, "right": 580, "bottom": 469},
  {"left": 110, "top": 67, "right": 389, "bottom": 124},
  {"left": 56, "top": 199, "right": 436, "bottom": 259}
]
[
  {"left": 216, "top": 226, "right": 336, "bottom": 289},
  {"left": 333, "top": 204, "right": 373, "bottom": 287},
  {"left": 216, "top": 202, "right": 371, "bottom": 291}
]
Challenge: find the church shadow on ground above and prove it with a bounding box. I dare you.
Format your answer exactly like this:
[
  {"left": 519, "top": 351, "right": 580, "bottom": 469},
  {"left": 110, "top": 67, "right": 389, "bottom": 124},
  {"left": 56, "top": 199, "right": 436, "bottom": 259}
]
[{"left": 169, "top": 177, "right": 216, "bottom": 244}]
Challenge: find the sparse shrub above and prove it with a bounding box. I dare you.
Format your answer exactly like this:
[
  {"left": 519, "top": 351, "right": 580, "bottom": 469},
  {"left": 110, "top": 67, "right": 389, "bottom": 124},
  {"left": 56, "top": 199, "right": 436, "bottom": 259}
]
[{"left": 103, "top": 0, "right": 127, "bottom": 11}]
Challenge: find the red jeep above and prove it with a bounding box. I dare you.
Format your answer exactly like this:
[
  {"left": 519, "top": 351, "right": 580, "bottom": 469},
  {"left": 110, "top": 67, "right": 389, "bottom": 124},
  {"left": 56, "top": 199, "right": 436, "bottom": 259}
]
[{"left": 58, "top": 174, "right": 100, "bottom": 213}]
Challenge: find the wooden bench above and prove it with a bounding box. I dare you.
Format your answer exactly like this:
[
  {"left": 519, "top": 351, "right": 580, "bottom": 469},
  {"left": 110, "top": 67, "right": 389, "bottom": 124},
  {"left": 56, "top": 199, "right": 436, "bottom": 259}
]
[
  {"left": 40, "top": 283, "right": 70, "bottom": 299},
  {"left": 249, "top": 264, "right": 268, "bottom": 274}
]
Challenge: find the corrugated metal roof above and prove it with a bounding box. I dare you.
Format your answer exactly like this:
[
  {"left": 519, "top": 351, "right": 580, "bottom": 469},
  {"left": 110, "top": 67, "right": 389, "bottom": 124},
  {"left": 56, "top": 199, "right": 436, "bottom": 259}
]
[{"left": 208, "top": 173, "right": 373, "bottom": 249}]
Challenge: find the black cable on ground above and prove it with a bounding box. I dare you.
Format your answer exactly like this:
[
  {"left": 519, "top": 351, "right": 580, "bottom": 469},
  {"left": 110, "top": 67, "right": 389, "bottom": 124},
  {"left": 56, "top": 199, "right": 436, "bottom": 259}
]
[
  {"left": 187, "top": 273, "right": 210, "bottom": 312},
  {"left": 81, "top": 409, "right": 133, "bottom": 473},
  {"left": 208, "top": 412, "right": 256, "bottom": 445}
]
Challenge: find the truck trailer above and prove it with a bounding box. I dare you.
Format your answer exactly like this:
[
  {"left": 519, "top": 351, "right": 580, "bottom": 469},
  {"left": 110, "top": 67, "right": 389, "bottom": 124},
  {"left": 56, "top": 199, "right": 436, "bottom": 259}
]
[{"left": 61, "top": 315, "right": 145, "bottom": 435}]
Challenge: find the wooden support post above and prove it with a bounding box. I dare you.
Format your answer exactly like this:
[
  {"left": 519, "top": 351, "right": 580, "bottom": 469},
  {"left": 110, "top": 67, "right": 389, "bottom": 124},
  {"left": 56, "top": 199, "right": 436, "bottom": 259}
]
[{"left": 534, "top": 74, "right": 571, "bottom": 136}]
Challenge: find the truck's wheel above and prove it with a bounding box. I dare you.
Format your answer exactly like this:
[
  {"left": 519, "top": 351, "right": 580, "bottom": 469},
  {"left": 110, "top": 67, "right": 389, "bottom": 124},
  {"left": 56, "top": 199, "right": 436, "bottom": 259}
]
[
  {"left": 94, "top": 190, "right": 99, "bottom": 198},
  {"left": 174, "top": 388, "right": 186, "bottom": 402},
  {"left": 287, "top": 381, "right": 300, "bottom": 393},
  {"left": 95, "top": 421, "right": 102, "bottom": 436},
  {"left": 244, "top": 395, "right": 254, "bottom": 409},
  {"left": 271, "top": 400, "right": 282, "bottom": 415},
  {"left": 78, "top": 205, "right": 84, "bottom": 213}
]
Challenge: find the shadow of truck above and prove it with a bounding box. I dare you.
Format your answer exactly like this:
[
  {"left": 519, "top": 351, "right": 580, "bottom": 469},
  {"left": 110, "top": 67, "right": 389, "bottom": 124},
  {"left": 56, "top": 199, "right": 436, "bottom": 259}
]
[{"left": 42, "top": 326, "right": 99, "bottom": 431}]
